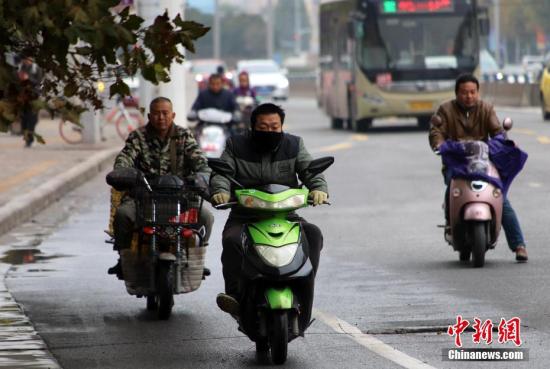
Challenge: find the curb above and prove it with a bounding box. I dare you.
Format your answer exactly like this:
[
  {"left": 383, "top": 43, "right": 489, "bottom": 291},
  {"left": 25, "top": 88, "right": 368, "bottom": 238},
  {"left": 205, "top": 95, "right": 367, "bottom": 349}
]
[
  {"left": 0, "top": 264, "right": 61, "bottom": 369},
  {"left": 0, "top": 147, "right": 118, "bottom": 368},
  {"left": 0, "top": 148, "right": 119, "bottom": 235}
]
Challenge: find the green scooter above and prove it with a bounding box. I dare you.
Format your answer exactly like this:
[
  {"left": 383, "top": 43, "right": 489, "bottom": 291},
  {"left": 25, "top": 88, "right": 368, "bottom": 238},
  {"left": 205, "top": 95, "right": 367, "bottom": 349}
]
[{"left": 208, "top": 156, "right": 333, "bottom": 365}]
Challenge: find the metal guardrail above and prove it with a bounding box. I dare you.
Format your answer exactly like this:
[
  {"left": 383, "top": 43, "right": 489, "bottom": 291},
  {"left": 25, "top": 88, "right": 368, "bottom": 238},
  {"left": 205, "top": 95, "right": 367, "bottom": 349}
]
[
  {"left": 482, "top": 82, "right": 541, "bottom": 107},
  {"left": 286, "top": 76, "right": 542, "bottom": 107}
]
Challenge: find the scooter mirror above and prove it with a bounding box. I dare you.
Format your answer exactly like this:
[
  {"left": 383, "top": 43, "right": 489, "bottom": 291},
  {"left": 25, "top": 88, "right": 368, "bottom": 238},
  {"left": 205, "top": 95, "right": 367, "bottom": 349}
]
[
  {"left": 307, "top": 156, "right": 334, "bottom": 175},
  {"left": 502, "top": 117, "right": 513, "bottom": 131},
  {"left": 208, "top": 158, "right": 233, "bottom": 176}
]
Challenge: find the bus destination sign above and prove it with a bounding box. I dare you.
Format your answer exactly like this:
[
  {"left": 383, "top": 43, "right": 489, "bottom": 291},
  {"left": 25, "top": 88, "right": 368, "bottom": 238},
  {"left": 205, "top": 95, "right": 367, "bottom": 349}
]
[{"left": 381, "top": 0, "right": 455, "bottom": 14}]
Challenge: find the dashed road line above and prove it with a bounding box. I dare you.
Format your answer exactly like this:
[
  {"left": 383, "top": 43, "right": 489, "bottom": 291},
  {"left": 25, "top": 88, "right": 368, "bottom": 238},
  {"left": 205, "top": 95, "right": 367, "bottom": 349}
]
[
  {"left": 351, "top": 134, "right": 369, "bottom": 142},
  {"left": 315, "top": 309, "right": 438, "bottom": 369},
  {"left": 536, "top": 136, "right": 550, "bottom": 144},
  {"left": 513, "top": 128, "right": 537, "bottom": 136}
]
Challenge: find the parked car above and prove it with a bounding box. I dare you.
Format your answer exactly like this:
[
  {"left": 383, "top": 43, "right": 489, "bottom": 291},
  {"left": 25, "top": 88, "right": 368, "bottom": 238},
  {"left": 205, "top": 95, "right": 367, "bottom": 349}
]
[
  {"left": 539, "top": 61, "right": 550, "bottom": 120},
  {"left": 236, "top": 59, "right": 289, "bottom": 100},
  {"left": 190, "top": 59, "right": 232, "bottom": 90}
]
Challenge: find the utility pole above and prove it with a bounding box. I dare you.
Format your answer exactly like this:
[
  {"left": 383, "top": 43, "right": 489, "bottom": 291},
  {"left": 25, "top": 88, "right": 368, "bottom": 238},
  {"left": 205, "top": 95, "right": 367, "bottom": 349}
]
[
  {"left": 137, "top": 0, "right": 187, "bottom": 126},
  {"left": 493, "top": 0, "right": 501, "bottom": 65},
  {"left": 213, "top": 0, "right": 220, "bottom": 59},
  {"left": 294, "top": 0, "right": 302, "bottom": 55},
  {"left": 266, "top": 0, "right": 274, "bottom": 59}
]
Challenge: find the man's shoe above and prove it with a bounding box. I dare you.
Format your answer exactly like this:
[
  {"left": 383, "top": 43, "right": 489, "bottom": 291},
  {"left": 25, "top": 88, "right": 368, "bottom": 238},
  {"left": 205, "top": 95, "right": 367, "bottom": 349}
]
[
  {"left": 216, "top": 293, "right": 240, "bottom": 316},
  {"left": 515, "top": 246, "right": 528, "bottom": 262},
  {"left": 107, "top": 259, "right": 124, "bottom": 279}
]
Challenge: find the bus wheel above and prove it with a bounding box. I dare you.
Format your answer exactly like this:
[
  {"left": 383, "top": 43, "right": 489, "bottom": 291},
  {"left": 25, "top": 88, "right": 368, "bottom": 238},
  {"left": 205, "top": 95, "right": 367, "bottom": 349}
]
[
  {"left": 417, "top": 116, "right": 431, "bottom": 130},
  {"left": 331, "top": 118, "right": 344, "bottom": 129},
  {"left": 352, "top": 118, "right": 372, "bottom": 132}
]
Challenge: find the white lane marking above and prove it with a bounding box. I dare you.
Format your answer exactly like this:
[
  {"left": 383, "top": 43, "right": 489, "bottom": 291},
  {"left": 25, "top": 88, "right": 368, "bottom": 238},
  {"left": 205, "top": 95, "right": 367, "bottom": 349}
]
[
  {"left": 315, "top": 309, "right": 438, "bottom": 369},
  {"left": 528, "top": 182, "right": 543, "bottom": 188}
]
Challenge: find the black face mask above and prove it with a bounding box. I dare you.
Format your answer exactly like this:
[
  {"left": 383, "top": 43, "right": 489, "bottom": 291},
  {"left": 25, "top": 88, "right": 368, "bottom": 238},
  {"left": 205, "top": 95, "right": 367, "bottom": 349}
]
[{"left": 252, "top": 130, "right": 283, "bottom": 153}]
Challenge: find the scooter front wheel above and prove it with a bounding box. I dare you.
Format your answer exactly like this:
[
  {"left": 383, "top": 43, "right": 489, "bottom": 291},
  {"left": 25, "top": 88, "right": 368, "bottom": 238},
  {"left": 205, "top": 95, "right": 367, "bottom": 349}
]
[
  {"left": 471, "top": 222, "right": 487, "bottom": 268},
  {"left": 269, "top": 310, "right": 288, "bottom": 365}
]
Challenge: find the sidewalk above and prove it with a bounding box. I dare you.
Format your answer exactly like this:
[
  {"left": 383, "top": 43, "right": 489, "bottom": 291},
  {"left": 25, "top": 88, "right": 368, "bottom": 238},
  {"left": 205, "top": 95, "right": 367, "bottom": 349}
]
[{"left": 0, "top": 116, "right": 124, "bottom": 368}]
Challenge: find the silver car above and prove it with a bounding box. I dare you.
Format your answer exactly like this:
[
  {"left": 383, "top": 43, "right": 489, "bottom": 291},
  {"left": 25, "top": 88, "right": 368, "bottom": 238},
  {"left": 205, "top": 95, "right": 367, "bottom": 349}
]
[{"left": 236, "top": 59, "right": 289, "bottom": 100}]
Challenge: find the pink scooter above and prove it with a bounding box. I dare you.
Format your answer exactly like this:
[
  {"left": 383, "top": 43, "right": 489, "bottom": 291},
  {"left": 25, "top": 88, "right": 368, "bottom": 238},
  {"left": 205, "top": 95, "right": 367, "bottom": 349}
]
[{"left": 437, "top": 118, "right": 513, "bottom": 267}]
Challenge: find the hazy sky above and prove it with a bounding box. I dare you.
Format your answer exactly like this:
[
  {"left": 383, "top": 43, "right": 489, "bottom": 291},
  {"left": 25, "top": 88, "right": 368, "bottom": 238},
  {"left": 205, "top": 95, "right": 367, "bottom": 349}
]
[{"left": 187, "top": 0, "right": 214, "bottom": 13}]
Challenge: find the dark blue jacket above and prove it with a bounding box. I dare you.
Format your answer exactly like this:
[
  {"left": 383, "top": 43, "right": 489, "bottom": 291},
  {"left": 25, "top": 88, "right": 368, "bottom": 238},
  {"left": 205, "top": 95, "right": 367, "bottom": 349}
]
[
  {"left": 191, "top": 88, "right": 237, "bottom": 113},
  {"left": 440, "top": 134, "right": 527, "bottom": 195}
]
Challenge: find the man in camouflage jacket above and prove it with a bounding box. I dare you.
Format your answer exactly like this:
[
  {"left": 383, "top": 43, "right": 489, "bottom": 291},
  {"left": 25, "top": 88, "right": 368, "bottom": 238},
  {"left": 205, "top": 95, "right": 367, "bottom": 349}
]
[
  {"left": 108, "top": 97, "right": 214, "bottom": 277},
  {"left": 210, "top": 103, "right": 328, "bottom": 326}
]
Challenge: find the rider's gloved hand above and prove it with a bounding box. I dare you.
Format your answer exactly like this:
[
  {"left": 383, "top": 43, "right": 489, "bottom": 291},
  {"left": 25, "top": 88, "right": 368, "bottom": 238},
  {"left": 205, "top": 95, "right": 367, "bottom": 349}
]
[
  {"left": 309, "top": 190, "right": 328, "bottom": 206},
  {"left": 211, "top": 192, "right": 230, "bottom": 205}
]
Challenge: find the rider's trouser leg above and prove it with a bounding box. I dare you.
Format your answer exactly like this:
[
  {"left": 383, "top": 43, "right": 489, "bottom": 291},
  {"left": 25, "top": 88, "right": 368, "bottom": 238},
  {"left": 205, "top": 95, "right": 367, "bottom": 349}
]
[{"left": 221, "top": 218, "right": 243, "bottom": 297}]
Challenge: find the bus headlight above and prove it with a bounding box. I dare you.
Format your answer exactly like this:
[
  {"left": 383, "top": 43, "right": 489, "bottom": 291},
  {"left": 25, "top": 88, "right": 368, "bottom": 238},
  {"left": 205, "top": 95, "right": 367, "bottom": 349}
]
[{"left": 255, "top": 243, "right": 298, "bottom": 267}]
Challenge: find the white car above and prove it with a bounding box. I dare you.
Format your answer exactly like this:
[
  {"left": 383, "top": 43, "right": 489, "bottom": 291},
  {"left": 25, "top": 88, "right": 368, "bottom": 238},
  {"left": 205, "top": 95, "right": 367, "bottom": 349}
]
[{"left": 236, "top": 59, "right": 289, "bottom": 100}]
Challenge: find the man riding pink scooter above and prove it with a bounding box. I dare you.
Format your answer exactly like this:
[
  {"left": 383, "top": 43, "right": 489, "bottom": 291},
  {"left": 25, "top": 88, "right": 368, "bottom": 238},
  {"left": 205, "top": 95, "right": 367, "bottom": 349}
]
[{"left": 429, "top": 74, "right": 528, "bottom": 265}]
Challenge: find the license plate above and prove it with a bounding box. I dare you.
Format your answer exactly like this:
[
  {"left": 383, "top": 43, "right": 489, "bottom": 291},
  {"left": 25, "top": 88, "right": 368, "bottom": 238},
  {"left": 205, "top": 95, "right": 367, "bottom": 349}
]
[{"left": 409, "top": 101, "right": 434, "bottom": 111}]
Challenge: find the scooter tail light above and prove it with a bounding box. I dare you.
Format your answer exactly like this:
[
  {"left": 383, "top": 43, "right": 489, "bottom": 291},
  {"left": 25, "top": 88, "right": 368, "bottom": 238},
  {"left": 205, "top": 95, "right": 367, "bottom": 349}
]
[
  {"left": 452, "top": 188, "right": 462, "bottom": 198},
  {"left": 188, "top": 208, "right": 199, "bottom": 224},
  {"left": 493, "top": 188, "right": 502, "bottom": 198},
  {"left": 142, "top": 226, "right": 155, "bottom": 235},
  {"left": 181, "top": 228, "right": 194, "bottom": 238}
]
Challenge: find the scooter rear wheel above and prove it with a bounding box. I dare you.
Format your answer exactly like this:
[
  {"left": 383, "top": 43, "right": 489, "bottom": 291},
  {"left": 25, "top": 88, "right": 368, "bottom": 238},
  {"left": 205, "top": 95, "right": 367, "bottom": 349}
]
[
  {"left": 157, "top": 263, "right": 174, "bottom": 320},
  {"left": 471, "top": 222, "right": 487, "bottom": 268},
  {"left": 269, "top": 310, "right": 288, "bottom": 365},
  {"left": 146, "top": 295, "right": 158, "bottom": 311},
  {"left": 459, "top": 250, "right": 471, "bottom": 262}
]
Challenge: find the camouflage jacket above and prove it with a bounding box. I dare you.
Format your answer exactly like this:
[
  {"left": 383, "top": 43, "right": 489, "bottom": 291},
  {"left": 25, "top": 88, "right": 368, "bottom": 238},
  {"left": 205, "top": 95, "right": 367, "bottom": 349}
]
[{"left": 114, "top": 123, "right": 210, "bottom": 178}]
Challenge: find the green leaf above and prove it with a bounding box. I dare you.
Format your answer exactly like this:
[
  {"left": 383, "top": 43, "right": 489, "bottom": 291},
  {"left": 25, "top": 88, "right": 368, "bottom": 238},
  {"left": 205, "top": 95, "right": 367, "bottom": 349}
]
[
  {"left": 109, "top": 79, "right": 130, "bottom": 99},
  {"left": 64, "top": 82, "right": 79, "bottom": 97},
  {"left": 75, "top": 46, "right": 93, "bottom": 55},
  {"left": 123, "top": 14, "right": 143, "bottom": 31},
  {"left": 34, "top": 133, "right": 46, "bottom": 145}
]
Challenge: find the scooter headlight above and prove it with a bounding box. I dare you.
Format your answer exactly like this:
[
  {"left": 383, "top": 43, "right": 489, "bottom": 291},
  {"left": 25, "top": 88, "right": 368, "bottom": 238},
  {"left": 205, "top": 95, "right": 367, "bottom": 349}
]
[
  {"left": 255, "top": 243, "right": 298, "bottom": 267},
  {"left": 240, "top": 194, "right": 306, "bottom": 210},
  {"left": 470, "top": 181, "right": 488, "bottom": 192}
]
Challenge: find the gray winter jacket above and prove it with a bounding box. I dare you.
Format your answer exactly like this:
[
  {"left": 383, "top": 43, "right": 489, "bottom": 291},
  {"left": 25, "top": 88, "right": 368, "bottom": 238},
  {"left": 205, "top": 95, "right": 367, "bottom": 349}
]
[{"left": 210, "top": 132, "right": 328, "bottom": 215}]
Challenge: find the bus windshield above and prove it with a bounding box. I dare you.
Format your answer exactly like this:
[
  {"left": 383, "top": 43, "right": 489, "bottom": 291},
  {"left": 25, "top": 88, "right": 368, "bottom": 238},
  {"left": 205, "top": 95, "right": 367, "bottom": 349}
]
[{"left": 356, "top": 12, "right": 477, "bottom": 73}]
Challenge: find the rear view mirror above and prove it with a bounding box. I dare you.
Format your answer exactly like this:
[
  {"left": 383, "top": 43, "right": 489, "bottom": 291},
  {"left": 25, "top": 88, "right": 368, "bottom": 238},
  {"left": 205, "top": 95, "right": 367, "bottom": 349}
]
[
  {"left": 502, "top": 117, "right": 513, "bottom": 131},
  {"left": 106, "top": 168, "right": 141, "bottom": 191},
  {"left": 307, "top": 157, "right": 334, "bottom": 175}
]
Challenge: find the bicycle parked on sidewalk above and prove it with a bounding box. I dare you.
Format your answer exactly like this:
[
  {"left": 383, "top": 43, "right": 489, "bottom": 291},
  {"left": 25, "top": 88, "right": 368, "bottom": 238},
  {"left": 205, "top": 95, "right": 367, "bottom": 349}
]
[{"left": 58, "top": 98, "right": 144, "bottom": 144}]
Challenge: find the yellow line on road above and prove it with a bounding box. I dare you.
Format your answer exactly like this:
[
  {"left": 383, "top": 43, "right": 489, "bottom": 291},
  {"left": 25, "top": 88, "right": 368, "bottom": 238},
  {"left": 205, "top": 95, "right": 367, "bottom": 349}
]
[
  {"left": 537, "top": 136, "right": 550, "bottom": 144},
  {"left": 351, "top": 134, "right": 369, "bottom": 142},
  {"left": 0, "top": 160, "right": 58, "bottom": 193},
  {"left": 315, "top": 142, "right": 354, "bottom": 153},
  {"left": 514, "top": 128, "right": 536, "bottom": 136}
]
